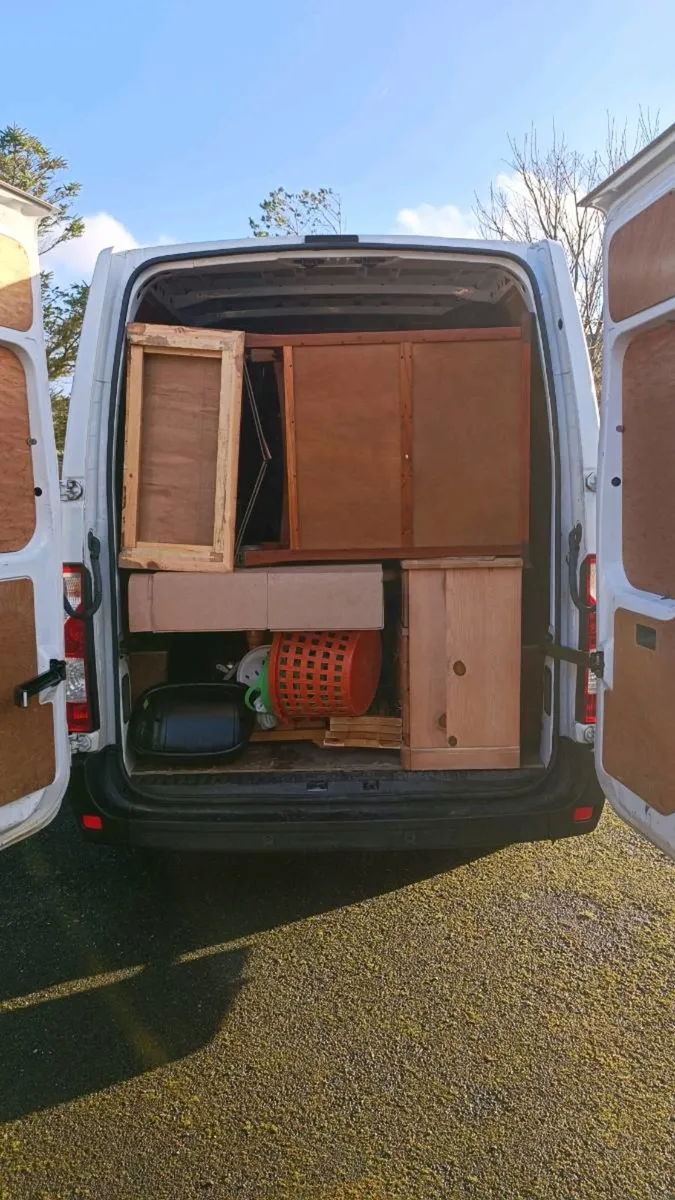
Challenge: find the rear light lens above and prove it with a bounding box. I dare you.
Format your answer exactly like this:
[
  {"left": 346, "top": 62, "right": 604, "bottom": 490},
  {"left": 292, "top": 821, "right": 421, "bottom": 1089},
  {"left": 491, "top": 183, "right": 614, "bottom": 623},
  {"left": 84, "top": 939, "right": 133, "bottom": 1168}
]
[
  {"left": 63, "top": 565, "right": 96, "bottom": 733},
  {"left": 572, "top": 805, "right": 595, "bottom": 823},
  {"left": 81, "top": 813, "right": 103, "bottom": 831},
  {"left": 576, "top": 555, "right": 597, "bottom": 725}
]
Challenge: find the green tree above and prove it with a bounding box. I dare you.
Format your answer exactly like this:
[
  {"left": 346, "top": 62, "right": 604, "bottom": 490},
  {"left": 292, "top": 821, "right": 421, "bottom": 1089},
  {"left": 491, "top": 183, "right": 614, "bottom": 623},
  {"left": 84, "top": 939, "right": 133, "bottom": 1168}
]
[
  {"left": 249, "top": 187, "right": 343, "bottom": 237},
  {"left": 0, "top": 124, "right": 86, "bottom": 454}
]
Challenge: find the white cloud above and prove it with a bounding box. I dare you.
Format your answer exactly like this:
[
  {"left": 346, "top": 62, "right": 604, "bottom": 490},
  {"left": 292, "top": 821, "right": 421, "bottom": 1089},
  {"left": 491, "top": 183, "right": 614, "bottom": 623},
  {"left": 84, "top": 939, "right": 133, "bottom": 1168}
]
[
  {"left": 395, "top": 202, "right": 480, "bottom": 239},
  {"left": 47, "top": 212, "right": 139, "bottom": 282}
]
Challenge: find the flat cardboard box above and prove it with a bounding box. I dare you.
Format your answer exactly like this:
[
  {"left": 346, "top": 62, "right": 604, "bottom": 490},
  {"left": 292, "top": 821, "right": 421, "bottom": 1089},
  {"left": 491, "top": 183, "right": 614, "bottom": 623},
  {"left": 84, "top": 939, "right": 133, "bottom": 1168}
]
[{"left": 127, "top": 564, "right": 383, "bottom": 633}]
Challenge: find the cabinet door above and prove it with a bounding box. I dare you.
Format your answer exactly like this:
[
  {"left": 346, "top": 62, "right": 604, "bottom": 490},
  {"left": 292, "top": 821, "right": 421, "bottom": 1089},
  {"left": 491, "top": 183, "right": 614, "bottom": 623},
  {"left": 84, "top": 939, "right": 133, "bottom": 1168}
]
[
  {"left": 286, "top": 343, "right": 402, "bottom": 550},
  {"left": 411, "top": 333, "right": 530, "bottom": 552}
]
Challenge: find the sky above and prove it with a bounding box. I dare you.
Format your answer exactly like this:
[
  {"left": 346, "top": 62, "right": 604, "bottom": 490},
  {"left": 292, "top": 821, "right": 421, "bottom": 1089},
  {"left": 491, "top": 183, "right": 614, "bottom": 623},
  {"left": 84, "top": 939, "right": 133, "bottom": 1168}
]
[{"left": 1, "top": 0, "right": 674, "bottom": 282}]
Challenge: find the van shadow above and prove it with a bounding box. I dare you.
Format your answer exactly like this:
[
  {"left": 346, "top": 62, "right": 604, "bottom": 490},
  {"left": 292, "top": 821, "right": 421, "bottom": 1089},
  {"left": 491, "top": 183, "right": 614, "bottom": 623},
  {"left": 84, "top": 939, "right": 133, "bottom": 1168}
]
[{"left": 0, "top": 812, "right": 486, "bottom": 1122}]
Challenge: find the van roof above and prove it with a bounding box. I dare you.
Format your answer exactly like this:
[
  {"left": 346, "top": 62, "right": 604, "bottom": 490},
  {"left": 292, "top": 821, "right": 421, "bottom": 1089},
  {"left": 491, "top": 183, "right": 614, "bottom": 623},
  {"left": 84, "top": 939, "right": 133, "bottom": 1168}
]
[{"left": 580, "top": 121, "right": 675, "bottom": 213}]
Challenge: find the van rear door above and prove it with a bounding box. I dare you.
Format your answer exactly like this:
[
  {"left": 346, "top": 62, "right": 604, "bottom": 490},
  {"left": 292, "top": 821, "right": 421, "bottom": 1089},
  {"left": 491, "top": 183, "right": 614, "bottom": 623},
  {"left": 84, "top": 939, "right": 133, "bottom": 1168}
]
[
  {"left": 0, "top": 182, "right": 69, "bottom": 849},
  {"left": 582, "top": 126, "right": 675, "bottom": 857}
]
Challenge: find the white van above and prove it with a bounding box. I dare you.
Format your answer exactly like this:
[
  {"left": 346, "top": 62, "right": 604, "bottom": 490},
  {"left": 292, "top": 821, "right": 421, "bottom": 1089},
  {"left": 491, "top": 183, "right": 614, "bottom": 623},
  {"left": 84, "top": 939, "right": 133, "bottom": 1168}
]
[{"left": 1, "top": 125, "right": 674, "bottom": 859}]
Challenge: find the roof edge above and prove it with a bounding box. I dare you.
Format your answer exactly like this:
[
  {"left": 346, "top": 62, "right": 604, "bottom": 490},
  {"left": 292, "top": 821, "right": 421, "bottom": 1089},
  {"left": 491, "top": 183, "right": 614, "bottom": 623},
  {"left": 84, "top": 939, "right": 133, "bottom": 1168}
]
[
  {"left": 0, "top": 178, "right": 53, "bottom": 217},
  {"left": 580, "top": 122, "right": 675, "bottom": 213}
]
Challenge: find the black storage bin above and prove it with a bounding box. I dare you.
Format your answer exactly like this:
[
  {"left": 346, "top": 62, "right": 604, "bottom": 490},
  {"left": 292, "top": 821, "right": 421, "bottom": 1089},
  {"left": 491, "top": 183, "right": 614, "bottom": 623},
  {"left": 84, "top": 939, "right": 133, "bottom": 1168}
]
[{"left": 130, "top": 682, "right": 254, "bottom": 761}]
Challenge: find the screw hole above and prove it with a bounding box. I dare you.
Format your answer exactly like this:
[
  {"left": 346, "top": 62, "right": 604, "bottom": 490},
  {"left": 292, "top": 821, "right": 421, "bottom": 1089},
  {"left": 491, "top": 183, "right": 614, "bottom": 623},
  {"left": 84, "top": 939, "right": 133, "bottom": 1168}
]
[
  {"left": 611, "top": 477, "right": 621, "bottom": 487},
  {"left": 453, "top": 660, "right": 466, "bottom": 676},
  {"left": 448, "top": 735, "right": 458, "bottom": 747},
  {"left": 557, "top": 318, "right": 563, "bottom": 329},
  {"left": 34, "top": 487, "right": 42, "bottom": 497}
]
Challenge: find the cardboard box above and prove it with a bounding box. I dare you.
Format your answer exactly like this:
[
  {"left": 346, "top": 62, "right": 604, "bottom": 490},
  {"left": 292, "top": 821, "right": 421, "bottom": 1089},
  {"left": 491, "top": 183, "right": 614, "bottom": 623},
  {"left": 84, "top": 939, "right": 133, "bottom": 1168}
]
[{"left": 127, "top": 565, "right": 383, "bottom": 633}]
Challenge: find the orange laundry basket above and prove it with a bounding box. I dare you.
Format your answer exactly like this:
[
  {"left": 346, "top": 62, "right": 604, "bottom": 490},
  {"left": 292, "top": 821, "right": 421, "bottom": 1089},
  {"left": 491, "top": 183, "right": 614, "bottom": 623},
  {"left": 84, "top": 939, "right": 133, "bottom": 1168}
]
[{"left": 268, "top": 630, "right": 382, "bottom": 719}]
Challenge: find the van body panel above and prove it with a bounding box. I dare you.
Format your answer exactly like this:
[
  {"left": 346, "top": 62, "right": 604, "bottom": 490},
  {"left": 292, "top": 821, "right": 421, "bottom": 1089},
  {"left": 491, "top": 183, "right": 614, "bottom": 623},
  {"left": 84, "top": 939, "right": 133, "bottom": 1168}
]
[
  {"left": 0, "top": 184, "right": 69, "bottom": 849},
  {"left": 582, "top": 130, "right": 675, "bottom": 858}
]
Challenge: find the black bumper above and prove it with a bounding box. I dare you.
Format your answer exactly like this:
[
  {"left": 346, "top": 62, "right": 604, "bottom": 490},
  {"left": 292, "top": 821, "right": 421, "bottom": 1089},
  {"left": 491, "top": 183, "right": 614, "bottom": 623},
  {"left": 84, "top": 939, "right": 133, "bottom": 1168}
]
[{"left": 66, "top": 739, "right": 604, "bottom": 851}]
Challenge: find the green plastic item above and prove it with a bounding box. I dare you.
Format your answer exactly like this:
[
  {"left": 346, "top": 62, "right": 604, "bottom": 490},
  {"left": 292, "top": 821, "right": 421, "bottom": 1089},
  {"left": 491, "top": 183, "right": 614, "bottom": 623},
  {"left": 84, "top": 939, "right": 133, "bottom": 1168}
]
[{"left": 245, "top": 659, "right": 273, "bottom": 713}]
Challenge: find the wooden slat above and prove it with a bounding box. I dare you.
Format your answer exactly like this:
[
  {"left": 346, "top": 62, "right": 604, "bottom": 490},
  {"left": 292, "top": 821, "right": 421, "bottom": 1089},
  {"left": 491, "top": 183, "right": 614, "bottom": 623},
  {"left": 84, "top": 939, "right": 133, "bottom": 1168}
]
[
  {"left": 127, "top": 323, "right": 243, "bottom": 350},
  {"left": 402, "top": 746, "right": 520, "bottom": 770},
  {"left": 120, "top": 343, "right": 144, "bottom": 555},
  {"left": 400, "top": 342, "right": 413, "bottom": 544},
  {"left": 212, "top": 334, "right": 245, "bottom": 566},
  {"left": 282, "top": 346, "right": 300, "bottom": 550},
  {"left": 0, "top": 233, "right": 33, "bottom": 332},
  {"left": 242, "top": 544, "right": 524, "bottom": 567},
  {"left": 245, "top": 327, "right": 523, "bottom": 348},
  {"left": 407, "top": 568, "right": 447, "bottom": 750},
  {"left": 0, "top": 579, "right": 55, "bottom": 806},
  {"left": 0, "top": 346, "right": 36, "bottom": 553}
]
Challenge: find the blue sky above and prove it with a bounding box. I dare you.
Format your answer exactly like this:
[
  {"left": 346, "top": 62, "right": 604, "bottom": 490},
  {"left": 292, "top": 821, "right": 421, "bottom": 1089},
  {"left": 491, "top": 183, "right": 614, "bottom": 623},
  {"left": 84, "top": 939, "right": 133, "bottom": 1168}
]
[{"left": 1, "top": 0, "right": 673, "bottom": 279}]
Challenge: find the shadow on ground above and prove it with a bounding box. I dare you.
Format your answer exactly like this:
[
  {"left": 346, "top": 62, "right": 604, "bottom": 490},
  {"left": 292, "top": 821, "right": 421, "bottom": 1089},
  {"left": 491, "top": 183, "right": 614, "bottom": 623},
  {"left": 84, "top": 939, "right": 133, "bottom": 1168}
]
[{"left": 0, "top": 810, "right": 485, "bottom": 1122}]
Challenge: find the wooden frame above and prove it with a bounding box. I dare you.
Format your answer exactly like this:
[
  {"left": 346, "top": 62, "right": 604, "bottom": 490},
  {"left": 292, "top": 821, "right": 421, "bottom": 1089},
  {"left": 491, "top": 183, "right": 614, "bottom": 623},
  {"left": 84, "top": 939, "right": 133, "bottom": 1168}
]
[{"left": 119, "top": 324, "right": 244, "bottom": 572}]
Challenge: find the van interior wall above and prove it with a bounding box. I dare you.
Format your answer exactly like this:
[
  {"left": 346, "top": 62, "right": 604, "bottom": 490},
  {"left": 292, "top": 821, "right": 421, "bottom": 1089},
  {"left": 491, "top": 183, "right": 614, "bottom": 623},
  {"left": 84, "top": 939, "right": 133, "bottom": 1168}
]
[{"left": 120, "top": 259, "right": 551, "bottom": 774}]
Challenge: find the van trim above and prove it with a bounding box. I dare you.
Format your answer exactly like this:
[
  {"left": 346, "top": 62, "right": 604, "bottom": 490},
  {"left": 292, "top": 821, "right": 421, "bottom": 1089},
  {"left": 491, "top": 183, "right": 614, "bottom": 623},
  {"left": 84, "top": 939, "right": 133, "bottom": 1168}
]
[{"left": 103, "top": 241, "right": 562, "bottom": 791}]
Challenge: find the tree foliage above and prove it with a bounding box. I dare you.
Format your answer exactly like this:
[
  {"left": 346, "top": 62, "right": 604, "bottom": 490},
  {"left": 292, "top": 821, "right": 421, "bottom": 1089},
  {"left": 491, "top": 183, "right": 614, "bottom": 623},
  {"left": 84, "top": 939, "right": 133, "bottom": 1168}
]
[
  {"left": 0, "top": 123, "right": 86, "bottom": 454},
  {"left": 474, "top": 113, "right": 659, "bottom": 388},
  {"left": 249, "top": 187, "right": 343, "bottom": 238}
]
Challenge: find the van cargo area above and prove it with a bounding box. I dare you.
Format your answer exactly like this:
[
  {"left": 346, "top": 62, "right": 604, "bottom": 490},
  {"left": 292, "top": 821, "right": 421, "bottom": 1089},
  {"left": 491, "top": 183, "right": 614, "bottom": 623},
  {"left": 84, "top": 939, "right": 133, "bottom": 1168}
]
[{"left": 112, "top": 248, "right": 554, "bottom": 795}]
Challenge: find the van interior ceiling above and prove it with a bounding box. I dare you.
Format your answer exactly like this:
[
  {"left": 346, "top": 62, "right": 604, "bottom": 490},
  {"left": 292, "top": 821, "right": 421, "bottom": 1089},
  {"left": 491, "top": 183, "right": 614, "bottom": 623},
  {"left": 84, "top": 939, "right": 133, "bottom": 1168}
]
[{"left": 116, "top": 250, "right": 553, "bottom": 783}]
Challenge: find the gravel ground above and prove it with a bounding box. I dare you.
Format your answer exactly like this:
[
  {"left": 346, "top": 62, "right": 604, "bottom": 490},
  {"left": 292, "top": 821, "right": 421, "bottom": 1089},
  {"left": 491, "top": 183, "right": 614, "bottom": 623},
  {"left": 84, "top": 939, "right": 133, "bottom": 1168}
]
[{"left": 0, "top": 808, "right": 672, "bottom": 1200}]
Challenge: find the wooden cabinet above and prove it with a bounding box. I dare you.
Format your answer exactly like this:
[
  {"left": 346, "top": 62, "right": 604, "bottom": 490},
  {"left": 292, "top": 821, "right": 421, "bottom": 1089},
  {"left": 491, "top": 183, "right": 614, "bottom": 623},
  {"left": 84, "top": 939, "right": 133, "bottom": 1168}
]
[
  {"left": 401, "top": 558, "right": 522, "bottom": 770},
  {"left": 263, "top": 325, "right": 531, "bottom": 564}
]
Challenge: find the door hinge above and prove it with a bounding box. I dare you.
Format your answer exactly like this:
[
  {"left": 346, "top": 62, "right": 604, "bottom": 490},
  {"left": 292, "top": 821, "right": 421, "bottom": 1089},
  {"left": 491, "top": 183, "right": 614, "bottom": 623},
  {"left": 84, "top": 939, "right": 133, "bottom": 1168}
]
[
  {"left": 543, "top": 642, "right": 605, "bottom": 678},
  {"left": 60, "top": 478, "right": 84, "bottom": 501},
  {"left": 14, "top": 659, "right": 67, "bottom": 708}
]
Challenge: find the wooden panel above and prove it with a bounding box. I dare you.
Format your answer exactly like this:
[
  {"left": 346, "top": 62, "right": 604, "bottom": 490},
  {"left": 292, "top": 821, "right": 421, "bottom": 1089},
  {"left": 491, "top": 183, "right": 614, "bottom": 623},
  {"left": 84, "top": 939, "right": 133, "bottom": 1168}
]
[
  {"left": 128, "top": 650, "right": 169, "bottom": 703},
  {"left": 0, "top": 233, "right": 32, "bottom": 331},
  {"left": 412, "top": 338, "right": 529, "bottom": 549},
  {"left": 604, "top": 608, "right": 675, "bottom": 815},
  {"left": 0, "top": 346, "right": 36, "bottom": 552},
  {"left": 407, "top": 568, "right": 447, "bottom": 749},
  {"left": 403, "top": 746, "right": 520, "bottom": 770},
  {"left": 622, "top": 323, "right": 675, "bottom": 595},
  {"left": 0, "top": 578, "right": 55, "bottom": 806},
  {"left": 608, "top": 191, "right": 675, "bottom": 322},
  {"left": 120, "top": 325, "right": 244, "bottom": 572},
  {"left": 137, "top": 352, "right": 222, "bottom": 545},
  {"left": 444, "top": 564, "right": 521, "bottom": 754},
  {"left": 292, "top": 343, "right": 402, "bottom": 549},
  {"left": 246, "top": 327, "right": 523, "bottom": 348}
]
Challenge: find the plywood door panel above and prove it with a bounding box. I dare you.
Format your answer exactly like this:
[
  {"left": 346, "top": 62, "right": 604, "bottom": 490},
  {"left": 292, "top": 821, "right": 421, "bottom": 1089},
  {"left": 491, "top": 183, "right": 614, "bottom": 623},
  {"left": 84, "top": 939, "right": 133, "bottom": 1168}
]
[
  {"left": 291, "top": 344, "right": 402, "bottom": 549},
  {"left": 0, "top": 578, "right": 55, "bottom": 806},
  {"left": 603, "top": 608, "right": 675, "bottom": 815},
  {"left": 608, "top": 191, "right": 675, "bottom": 323},
  {"left": 407, "top": 568, "right": 447, "bottom": 749},
  {"left": 0, "top": 233, "right": 33, "bottom": 332},
  {"left": 444, "top": 564, "right": 521, "bottom": 753},
  {"left": 621, "top": 323, "right": 675, "bottom": 596},
  {"left": 412, "top": 339, "right": 529, "bottom": 550},
  {"left": 0, "top": 346, "right": 36, "bottom": 552},
  {"left": 137, "top": 352, "right": 222, "bottom": 546}
]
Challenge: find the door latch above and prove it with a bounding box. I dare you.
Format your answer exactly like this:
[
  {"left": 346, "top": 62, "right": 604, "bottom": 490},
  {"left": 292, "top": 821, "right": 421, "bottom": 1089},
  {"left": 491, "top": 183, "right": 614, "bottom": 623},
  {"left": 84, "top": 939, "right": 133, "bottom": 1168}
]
[
  {"left": 542, "top": 641, "right": 605, "bottom": 678},
  {"left": 15, "top": 659, "right": 66, "bottom": 708}
]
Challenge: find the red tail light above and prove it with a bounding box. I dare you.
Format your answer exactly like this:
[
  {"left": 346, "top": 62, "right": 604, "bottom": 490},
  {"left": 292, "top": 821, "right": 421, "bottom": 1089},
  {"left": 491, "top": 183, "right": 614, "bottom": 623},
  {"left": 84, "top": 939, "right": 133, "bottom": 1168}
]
[
  {"left": 576, "top": 556, "right": 597, "bottom": 725},
  {"left": 63, "top": 565, "right": 95, "bottom": 733}
]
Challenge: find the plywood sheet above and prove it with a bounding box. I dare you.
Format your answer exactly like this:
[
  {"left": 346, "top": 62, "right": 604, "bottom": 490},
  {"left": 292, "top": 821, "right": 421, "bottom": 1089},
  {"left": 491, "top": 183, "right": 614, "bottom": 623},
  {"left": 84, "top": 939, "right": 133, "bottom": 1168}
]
[
  {"left": 0, "top": 233, "right": 32, "bottom": 331},
  {"left": 412, "top": 339, "right": 529, "bottom": 549},
  {"left": 0, "top": 346, "right": 36, "bottom": 552},
  {"left": 608, "top": 190, "right": 675, "bottom": 322},
  {"left": 0, "top": 578, "right": 55, "bottom": 806},
  {"left": 407, "top": 567, "right": 447, "bottom": 749},
  {"left": 137, "top": 352, "right": 222, "bottom": 546},
  {"left": 291, "top": 344, "right": 402, "bottom": 549},
  {"left": 603, "top": 607, "right": 675, "bottom": 815},
  {"left": 622, "top": 323, "right": 675, "bottom": 596}
]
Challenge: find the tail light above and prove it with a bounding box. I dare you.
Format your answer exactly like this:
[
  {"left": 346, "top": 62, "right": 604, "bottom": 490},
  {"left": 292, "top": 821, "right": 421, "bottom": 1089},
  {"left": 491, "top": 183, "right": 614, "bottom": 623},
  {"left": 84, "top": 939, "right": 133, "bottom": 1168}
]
[
  {"left": 576, "top": 555, "right": 597, "bottom": 725},
  {"left": 63, "top": 565, "right": 98, "bottom": 733}
]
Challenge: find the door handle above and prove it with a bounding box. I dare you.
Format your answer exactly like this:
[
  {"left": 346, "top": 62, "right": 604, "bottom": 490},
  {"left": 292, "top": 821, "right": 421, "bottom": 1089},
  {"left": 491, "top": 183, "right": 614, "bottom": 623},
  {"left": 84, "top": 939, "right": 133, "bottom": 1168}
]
[{"left": 15, "top": 659, "right": 66, "bottom": 709}]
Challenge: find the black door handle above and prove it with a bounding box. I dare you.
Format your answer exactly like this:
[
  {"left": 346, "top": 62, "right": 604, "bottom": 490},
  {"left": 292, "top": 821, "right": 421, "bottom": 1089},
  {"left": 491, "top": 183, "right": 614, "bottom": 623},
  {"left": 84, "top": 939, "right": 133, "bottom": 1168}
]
[{"left": 15, "top": 660, "right": 66, "bottom": 709}]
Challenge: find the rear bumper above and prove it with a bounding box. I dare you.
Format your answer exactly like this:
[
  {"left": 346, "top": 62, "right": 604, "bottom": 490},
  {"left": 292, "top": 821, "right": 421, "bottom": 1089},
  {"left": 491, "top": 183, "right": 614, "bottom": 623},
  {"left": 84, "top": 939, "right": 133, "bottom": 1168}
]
[{"left": 67, "top": 739, "right": 604, "bottom": 851}]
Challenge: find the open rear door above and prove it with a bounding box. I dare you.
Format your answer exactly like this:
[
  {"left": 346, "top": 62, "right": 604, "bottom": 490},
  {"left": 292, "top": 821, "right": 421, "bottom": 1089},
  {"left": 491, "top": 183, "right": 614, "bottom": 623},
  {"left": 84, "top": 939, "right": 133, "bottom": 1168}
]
[
  {"left": 582, "top": 126, "right": 675, "bottom": 857},
  {"left": 0, "top": 181, "right": 69, "bottom": 849}
]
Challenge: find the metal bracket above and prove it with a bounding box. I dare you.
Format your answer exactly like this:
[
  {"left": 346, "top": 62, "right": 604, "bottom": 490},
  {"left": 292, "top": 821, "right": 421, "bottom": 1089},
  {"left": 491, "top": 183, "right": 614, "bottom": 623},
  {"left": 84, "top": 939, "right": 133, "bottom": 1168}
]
[
  {"left": 543, "top": 641, "right": 605, "bottom": 678},
  {"left": 15, "top": 659, "right": 66, "bottom": 708},
  {"left": 60, "top": 478, "right": 84, "bottom": 502}
]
